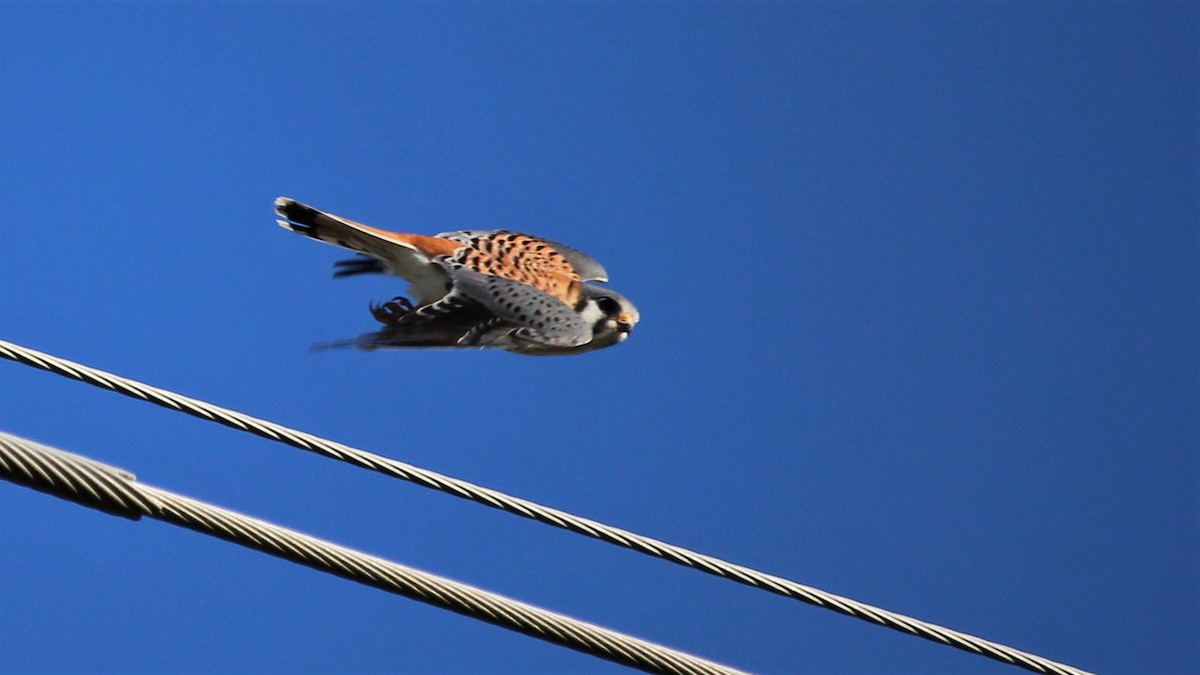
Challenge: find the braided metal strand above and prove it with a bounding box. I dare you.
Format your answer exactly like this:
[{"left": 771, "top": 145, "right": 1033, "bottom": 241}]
[
  {"left": 0, "top": 433, "right": 151, "bottom": 519},
  {"left": 0, "top": 431, "right": 742, "bottom": 675},
  {"left": 0, "top": 339, "right": 1092, "bottom": 675}
]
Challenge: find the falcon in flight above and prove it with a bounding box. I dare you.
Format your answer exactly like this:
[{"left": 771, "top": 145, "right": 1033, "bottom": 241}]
[{"left": 275, "top": 197, "right": 639, "bottom": 355}]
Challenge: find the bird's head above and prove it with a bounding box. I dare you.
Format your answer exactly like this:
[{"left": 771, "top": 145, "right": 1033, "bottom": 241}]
[{"left": 579, "top": 285, "right": 639, "bottom": 350}]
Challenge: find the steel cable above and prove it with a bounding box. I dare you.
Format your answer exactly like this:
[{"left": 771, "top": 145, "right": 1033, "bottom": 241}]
[
  {"left": 0, "top": 431, "right": 742, "bottom": 675},
  {"left": 0, "top": 338, "right": 1091, "bottom": 675}
]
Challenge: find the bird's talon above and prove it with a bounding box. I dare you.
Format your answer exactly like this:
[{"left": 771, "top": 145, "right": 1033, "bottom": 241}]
[
  {"left": 390, "top": 296, "right": 415, "bottom": 313},
  {"left": 370, "top": 296, "right": 416, "bottom": 325}
]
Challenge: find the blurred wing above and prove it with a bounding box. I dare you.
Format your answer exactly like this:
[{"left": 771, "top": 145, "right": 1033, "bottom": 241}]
[
  {"left": 332, "top": 255, "right": 386, "bottom": 278},
  {"left": 350, "top": 294, "right": 501, "bottom": 350}
]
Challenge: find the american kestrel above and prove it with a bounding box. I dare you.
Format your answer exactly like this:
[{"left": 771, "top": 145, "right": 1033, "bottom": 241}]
[{"left": 275, "top": 197, "right": 639, "bottom": 355}]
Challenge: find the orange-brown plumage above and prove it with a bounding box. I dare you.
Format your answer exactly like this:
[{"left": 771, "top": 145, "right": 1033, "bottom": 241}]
[
  {"left": 361, "top": 227, "right": 584, "bottom": 305},
  {"left": 449, "top": 232, "right": 583, "bottom": 306},
  {"left": 350, "top": 225, "right": 464, "bottom": 259},
  {"left": 274, "top": 197, "right": 591, "bottom": 305}
]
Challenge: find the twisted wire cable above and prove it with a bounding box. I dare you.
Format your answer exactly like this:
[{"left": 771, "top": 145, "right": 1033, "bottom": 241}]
[
  {"left": 0, "top": 431, "right": 742, "bottom": 675},
  {"left": 0, "top": 339, "right": 1091, "bottom": 675}
]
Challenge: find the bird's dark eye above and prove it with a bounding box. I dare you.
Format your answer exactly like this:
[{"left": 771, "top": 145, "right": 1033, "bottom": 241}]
[{"left": 595, "top": 296, "right": 620, "bottom": 314}]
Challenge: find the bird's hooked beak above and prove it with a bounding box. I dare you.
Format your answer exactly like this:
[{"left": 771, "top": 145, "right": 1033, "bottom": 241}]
[{"left": 617, "top": 312, "right": 636, "bottom": 334}]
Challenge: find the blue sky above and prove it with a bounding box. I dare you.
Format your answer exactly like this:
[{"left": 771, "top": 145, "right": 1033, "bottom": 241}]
[{"left": 1, "top": 2, "right": 1196, "bottom": 673}]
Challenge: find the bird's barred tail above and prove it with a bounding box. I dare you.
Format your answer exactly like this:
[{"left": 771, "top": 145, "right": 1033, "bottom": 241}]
[
  {"left": 274, "top": 197, "right": 411, "bottom": 273},
  {"left": 275, "top": 197, "right": 356, "bottom": 243}
]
